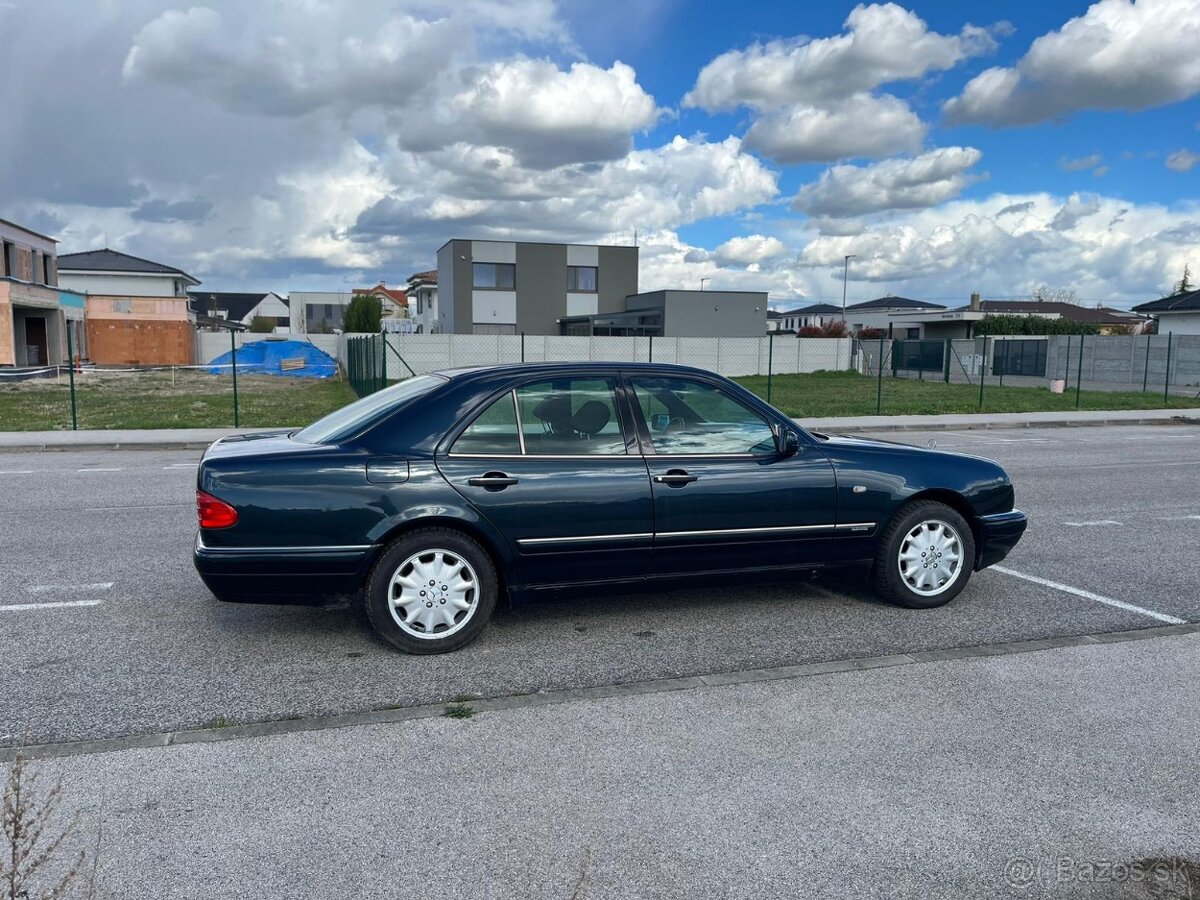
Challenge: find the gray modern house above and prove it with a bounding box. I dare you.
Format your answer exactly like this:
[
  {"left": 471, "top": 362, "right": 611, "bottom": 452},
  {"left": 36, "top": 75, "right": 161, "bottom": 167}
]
[
  {"left": 436, "top": 239, "right": 639, "bottom": 335},
  {"left": 562, "top": 289, "right": 768, "bottom": 337}
]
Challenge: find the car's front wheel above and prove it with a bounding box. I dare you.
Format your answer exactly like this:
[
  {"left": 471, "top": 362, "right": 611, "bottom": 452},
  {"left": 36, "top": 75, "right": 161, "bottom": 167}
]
[
  {"left": 871, "top": 500, "right": 975, "bottom": 609},
  {"left": 365, "top": 528, "right": 499, "bottom": 654}
]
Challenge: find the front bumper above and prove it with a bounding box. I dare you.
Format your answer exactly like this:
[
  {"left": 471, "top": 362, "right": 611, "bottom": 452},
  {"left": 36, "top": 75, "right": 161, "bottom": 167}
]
[
  {"left": 193, "top": 532, "right": 373, "bottom": 604},
  {"left": 975, "top": 509, "right": 1028, "bottom": 570}
]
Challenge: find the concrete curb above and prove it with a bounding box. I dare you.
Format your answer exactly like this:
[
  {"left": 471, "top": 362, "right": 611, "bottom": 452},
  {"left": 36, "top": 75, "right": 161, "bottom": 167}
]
[{"left": 6, "top": 622, "right": 1198, "bottom": 762}]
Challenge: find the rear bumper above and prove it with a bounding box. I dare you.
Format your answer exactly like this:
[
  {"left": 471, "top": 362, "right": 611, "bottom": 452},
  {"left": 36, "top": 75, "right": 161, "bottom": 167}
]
[
  {"left": 193, "top": 532, "right": 373, "bottom": 604},
  {"left": 975, "top": 510, "right": 1027, "bottom": 570}
]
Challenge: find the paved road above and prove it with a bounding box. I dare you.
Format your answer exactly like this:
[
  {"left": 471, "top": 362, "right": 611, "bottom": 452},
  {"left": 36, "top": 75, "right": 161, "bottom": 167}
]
[
  {"left": 35, "top": 633, "right": 1200, "bottom": 900},
  {"left": 2, "top": 423, "right": 1199, "bottom": 746}
]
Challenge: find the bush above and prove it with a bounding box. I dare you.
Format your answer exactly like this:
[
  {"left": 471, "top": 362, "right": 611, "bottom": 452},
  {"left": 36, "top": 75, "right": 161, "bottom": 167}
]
[
  {"left": 820, "top": 320, "right": 849, "bottom": 338},
  {"left": 857, "top": 327, "right": 886, "bottom": 339},
  {"left": 975, "top": 314, "right": 1100, "bottom": 336},
  {"left": 797, "top": 326, "right": 823, "bottom": 337},
  {"left": 247, "top": 315, "right": 275, "bottom": 333}
]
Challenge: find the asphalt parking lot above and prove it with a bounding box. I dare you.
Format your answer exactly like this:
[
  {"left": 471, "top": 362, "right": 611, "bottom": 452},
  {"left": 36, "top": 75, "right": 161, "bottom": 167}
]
[{"left": 2, "top": 422, "right": 1199, "bottom": 749}]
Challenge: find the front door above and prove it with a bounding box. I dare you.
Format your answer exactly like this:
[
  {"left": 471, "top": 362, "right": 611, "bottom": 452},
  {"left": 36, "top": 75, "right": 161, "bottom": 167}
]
[
  {"left": 628, "top": 373, "right": 837, "bottom": 576},
  {"left": 24, "top": 316, "right": 47, "bottom": 366},
  {"left": 437, "top": 375, "right": 653, "bottom": 588}
]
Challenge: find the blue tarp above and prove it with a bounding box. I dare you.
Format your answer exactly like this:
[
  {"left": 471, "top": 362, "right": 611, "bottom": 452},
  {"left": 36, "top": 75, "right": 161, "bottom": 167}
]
[{"left": 207, "top": 339, "right": 338, "bottom": 379}]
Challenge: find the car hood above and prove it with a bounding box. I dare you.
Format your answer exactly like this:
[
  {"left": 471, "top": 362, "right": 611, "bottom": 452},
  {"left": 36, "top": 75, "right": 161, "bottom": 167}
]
[{"left": 811, "top": 431, "right": 1001, "bottom": 466}]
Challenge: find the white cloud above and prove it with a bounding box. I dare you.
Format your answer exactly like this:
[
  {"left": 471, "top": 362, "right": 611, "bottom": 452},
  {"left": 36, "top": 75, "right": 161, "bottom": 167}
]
[
  {"left": 448, "top": 59, "right": 662, "bottom": 168},
  {"left": 1166, "top": 149, "right": 1200, "bottom": 172},
  {"left": 944, "top": 0, "right": 1200, "bottom": 126},
  {"left": 743, "top": 93, "right": 926, "bottom": 164},
  {"left": 714, "top": 234, "right": 789, "bottom": 265},
  {"left": 1059, "top": 153, "right": 1103, "bottom": 172},
  {"left": 796, "top": 191, "right": 1200, "bottom": 303},
  {"left": 794, "top": 147, "right": 984, "bottom": 218},
  {"left": 683, "top": 3, "right": 1004, "bottom": 112}
]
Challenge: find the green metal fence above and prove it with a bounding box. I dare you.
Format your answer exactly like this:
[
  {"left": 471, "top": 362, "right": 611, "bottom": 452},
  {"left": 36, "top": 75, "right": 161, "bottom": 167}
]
[{"left": 346, "top": 334, "right": 387, "bottom": 398}]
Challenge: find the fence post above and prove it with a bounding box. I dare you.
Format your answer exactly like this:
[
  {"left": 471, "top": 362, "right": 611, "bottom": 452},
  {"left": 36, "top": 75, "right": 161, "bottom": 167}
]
[
  {"left": 977, "top": 340, "right": 987, "bottom": 410},
  {"left": 763, "top": 332, "right": 773, "bottom": 404},
  {"left": 1164, "top": 331, "right": 1173, "bottom": 404},
  {"left": 1142, "top": 334, "right": 1152, "bottom": 393},
  {"left": 1075, "top": 333, "right": 1085, "bottom": 408},
  {"left": 876, "top": 335, "right": 885, "bottom": 415},
  {"left": 648, "top": 334, "right": 654, "bottom": 363},
  {"left": 521, "top": 331, "right": 525, "bottom": 363},
  {"left": 997, "top": 339, "right": 1005, "bottom": 388},
  {"left": 65, "top": 325, "right": 78, "bottom": 430},
  {"left": 379, "top": 333, "right": 386, "bottom": 392},
  {"left": 230, "top": 328, "right": 240, "bottom": 427},
  {"left": 943, "top": 339, "right": 951, "bottom": 383},
  {"left": 1063, "top": 335, "right": 1072, "bottom": 396}
]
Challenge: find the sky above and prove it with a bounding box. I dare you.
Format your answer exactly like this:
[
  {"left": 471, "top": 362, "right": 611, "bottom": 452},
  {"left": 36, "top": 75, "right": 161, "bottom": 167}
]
[{"left": 2, "top": 0, "right": 1198, "bottom": 310}]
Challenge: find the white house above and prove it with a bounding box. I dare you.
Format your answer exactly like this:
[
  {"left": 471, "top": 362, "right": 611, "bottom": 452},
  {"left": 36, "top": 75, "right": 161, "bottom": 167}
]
[
  {"left": 188, "top": 291, "right": 290, "bottom": 331},
  {"left": 768, "top": 302, "right": 842, "bottom": 332},
  {"left": 404, "top": 270, "right": 438, "bottom": 333},
  {"left": 1133, "top": 290, "right": 1200, "bottom": 335},
  {"left": 57, "top": 248, "right": 199, "bottom": 298}
]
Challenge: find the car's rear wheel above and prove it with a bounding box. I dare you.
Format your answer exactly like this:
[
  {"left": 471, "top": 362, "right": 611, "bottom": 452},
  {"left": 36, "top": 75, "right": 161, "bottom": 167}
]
[
  {"left": 365, "top": 528, "right": 498, "bottom": 654},
  {"left": 871, "top": 500, "right": 975, "bottom": 609}
]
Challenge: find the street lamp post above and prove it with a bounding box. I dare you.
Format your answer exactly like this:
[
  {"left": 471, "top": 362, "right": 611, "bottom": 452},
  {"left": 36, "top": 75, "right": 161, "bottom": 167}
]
[{"left": 841, "top": 254, "right": 857, "bottom": 321}]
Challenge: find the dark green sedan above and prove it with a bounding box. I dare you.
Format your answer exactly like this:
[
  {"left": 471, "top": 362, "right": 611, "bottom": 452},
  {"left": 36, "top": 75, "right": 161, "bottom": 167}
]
[{"left": 194, "top": 363, "right": 1027, "bottom": 653}]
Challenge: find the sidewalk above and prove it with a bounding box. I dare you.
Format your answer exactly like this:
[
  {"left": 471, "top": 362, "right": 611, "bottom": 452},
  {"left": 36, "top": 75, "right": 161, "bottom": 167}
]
[{"left": 2, "top": 407, "right": 1198, "bottom": 451}]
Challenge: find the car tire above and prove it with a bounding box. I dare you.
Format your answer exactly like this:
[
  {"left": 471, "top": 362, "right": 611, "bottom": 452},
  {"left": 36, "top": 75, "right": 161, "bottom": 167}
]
[
  {"left": 365, "top": 528, "right": 499, "bottom": 654},
  {"left": 871, "top": 500, "right": 975, "bottom": 609}
]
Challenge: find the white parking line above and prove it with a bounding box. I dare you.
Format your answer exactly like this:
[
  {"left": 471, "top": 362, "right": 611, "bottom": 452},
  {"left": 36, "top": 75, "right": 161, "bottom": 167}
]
[
  {"left": 77, "top": 467, "right": 123, "bottom": 473},
  {"left": 991, "top": 565, "right": 1185, "bottom": 625},
  {"left": 1158, "top": 515, "right": 1200, "bottom": 521},
  {"left": 26, "top": 582, "right": 114, "bottom": 594},
  {"left": 0, "top": 599, "right": 103, "bottom": 612},
  {"left": 1063, "top": 520, "right": 1123, "bottom": 527},
  {"left": 0, "top": 470, "right": 35, "bottom": 475}
]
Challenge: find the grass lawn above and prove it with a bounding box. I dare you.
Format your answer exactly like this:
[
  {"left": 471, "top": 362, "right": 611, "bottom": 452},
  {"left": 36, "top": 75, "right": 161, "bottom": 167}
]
[
  {"left": 735, "top": 370, "right": 1200, "bottom": 417},
  {"left": 0, "top": 371, "right": 358, "bottom": 431}
]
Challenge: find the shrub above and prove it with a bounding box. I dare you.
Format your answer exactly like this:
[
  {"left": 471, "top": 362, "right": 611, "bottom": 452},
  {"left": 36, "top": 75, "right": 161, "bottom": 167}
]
[
  {"left": 797, "top": 326, "right": 823, "bottom": 337},
  {"left": 343, "top": 294, "right": 383, "bottom": 333},
  {"left": 857, "top": 327, "right": 886, "bottom": 339},
  {"left": 247, "top": 315, "right": 275, "bottom": 333},
  {"left": 821, "top": 320, "right": 849, "bottom": 338}
]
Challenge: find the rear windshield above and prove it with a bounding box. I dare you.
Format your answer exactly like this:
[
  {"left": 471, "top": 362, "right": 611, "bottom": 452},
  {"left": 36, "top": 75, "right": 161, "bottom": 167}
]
[{"left": 295, "top": 374, "right": 447, "bottom": 444}]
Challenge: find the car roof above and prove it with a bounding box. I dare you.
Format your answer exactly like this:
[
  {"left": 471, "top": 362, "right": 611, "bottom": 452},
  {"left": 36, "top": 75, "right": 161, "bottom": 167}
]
[{"left": 429, "top": 361, "right": 723, "bottom": 382}]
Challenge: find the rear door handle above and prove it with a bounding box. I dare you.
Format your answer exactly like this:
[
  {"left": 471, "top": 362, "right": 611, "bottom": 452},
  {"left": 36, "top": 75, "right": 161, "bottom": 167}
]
[
  {"left": 653, "top": 470, "right": 698, "bottom": 486},
  {"left": 468, "top": 472, "right": 518, "bottom": 490}
]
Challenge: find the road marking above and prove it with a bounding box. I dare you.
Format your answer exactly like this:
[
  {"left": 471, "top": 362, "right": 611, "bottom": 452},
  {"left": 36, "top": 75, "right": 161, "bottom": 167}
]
[
  {"left": 1157, "top": 514, "right": 1200, "bottom": 521},
  {"left": 25, "top": 582, "right": 114, "bottom": 594},
  {"left": 0, "top": 600, "right": 103, "bottom": 612},
  {"left": 1063, "top": 520, "right": 1123, "bottom": 527},
  {"left": 164, "top": 463, "right": 198, "bottom": 469},
  {"left": 0, "top": 470, "right": 35, "bottom": 475},
  {"left": 77, "top": 467, "right": 123, "bottom": 473},
  {"left": 991, "top": 565, "right": 1185, "bottom": 625}
]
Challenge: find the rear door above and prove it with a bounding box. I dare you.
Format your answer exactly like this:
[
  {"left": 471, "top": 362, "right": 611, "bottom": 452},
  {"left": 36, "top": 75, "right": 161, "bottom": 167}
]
[
  {"left": 436, "top": 374, "right": 653, "bottom": 588},
  {"left": 627, "top": 373, "right": 837, "bottom": 575}
]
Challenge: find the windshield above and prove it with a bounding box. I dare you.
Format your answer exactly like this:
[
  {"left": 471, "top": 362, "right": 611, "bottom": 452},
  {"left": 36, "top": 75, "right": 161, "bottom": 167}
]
[{"left": 295, "top": 374, "right": 447, "bottom": 444}]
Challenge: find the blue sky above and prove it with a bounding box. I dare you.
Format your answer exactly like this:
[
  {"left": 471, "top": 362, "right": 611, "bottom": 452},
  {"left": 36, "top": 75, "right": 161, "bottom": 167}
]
[{"left": 2, "top": 0, "right": 1198, "bottom": 308}]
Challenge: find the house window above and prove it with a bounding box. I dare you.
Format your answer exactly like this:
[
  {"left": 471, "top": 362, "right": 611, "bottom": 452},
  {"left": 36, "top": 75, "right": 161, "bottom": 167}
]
[
  {"left": 906, "top": 327, "right": 921, "bottom": 339},
  {"left": 567, "top": 266, "right": 597, "bottom": 292},
  {"left": 416, "top": 293, "right": 423, "bottom": 314},
  {"left": 1, "top": 241, "right": 13, "bottom": 278},
  {"left": 473, "top": 262, "right": 515, "bottom": 289},
  {"left": 42, "top": 254, "right": 53, "bottom": 285}
]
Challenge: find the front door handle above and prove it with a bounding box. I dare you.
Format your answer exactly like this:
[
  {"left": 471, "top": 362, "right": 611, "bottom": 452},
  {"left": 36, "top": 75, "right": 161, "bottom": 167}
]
[
  {"left": 653, "top": 470, "right": 698, "bottom": 486},
  {"left": 468, "top": 472, "right": 518, "bottom": 491}
]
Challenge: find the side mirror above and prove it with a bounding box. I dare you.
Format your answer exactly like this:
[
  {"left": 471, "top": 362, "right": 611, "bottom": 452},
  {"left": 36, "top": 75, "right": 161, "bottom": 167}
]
[{"left": 777, "top": 429, "right": 800, "bottom": 456}]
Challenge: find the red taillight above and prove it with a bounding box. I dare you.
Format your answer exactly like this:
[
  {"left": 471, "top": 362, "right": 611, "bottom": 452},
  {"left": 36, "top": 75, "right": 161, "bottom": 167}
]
[{"left": 197, "top": 490, "right": 238, "bottom": 529}]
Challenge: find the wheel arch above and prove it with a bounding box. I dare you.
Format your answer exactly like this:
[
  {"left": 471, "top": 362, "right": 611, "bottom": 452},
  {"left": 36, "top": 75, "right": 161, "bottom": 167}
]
[
  {"left": 896, "top": 488, "right": 982, "bottom": 565},
  {"left": 368, "top": 515, "right": 515, "bottom": 602}
]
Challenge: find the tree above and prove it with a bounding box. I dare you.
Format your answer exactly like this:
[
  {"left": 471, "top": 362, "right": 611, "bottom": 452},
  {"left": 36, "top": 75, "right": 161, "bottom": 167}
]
[
  {"left": 1030, "top": 285, "right": 1078, "bottom": 304},
  {"left": 343, "top": 293, "right": 383, "bottom": 333},
  {"left": 247, "top": 315, "right": 275, "bottom": 333},
  {"left": 1173, "top": 263, "right": 1193, "bottom": 295}
]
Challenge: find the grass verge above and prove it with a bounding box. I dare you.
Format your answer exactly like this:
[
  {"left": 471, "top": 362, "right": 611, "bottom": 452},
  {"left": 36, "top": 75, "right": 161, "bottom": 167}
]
[
  {"left": 735, "top": 370, "right": 1199, "bottom": 417},
  {"left": 0, "top": 372, "right": 358, "bottom": 431}
]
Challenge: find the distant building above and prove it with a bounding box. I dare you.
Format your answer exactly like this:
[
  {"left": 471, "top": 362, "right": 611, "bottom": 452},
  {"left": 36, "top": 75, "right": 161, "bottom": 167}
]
[
  {"left": 437, "top": 239, "right": 639, "bottom": 335},
  {"left": 404, "top": 270, "right": 438, "bottom": 333},
  {"left": 844, "top": 296, "right": 947, "bottom": 336},
  {"left": 288, "top": 291, "right": 353, "bottom": 334},
  {"left": 1132, "top": 290, "right": 1200, "bottom": 335},
  {"left": 890, "top": 296, "right": 1149, "bottom": 339},
  {"left": 57, "top": 248, "right": 198, "bottom": 365},
  {"left": 560, "top": 289, "right": 767, "bottom": 337},
  {"left": 188, "top": 291, "right": 290, "bottom": 331},
  {"left": 0, "top": 217, "right": 85, "bottom": 366},
  {"left": 768, "top": 302, "right": 842, "bottom": 332}
]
